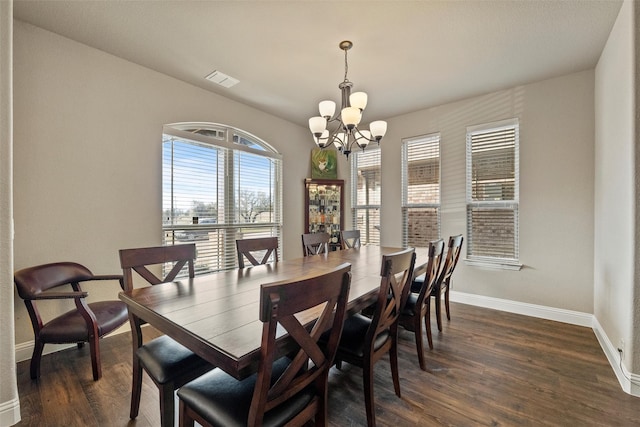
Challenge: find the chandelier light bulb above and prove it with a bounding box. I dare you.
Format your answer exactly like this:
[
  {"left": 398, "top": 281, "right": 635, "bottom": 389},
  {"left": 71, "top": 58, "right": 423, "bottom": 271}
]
[
  {"left": 370, "top": 120, "right": 388, "bottom": 140},
  {"left": 308, "top": 116, "right": 327, "bottom": 136},
  {"left": 358, "top": 130, "right": 371, "bottom": 148},
  {"left": 319, "top": 100, "right": 336, "bottom": 119},
  {"left": 341, "top": 107, "right": 361, "bottom": 128},
  {"left": 314, "top": 130, "right": 330, "bottom": 147},
  {"left": 349, "top": 92, "right": 368, "bottom": 110},
  {"left": 334, "top": 132, "right": 346, "bottom": 148}
]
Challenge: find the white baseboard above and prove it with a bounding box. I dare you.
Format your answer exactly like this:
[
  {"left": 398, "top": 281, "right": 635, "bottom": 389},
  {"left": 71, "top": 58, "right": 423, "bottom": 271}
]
[
  {"left": 592, "top": 317, "right": 640, "bottom": 397},
  {"left": 450, "top": 290, "right": 593, "bottom": 327},
  {"left": 0, "top": 397, "right": 20, "bottom": 427},
  {"left": 450, "top": 290, "right": 639, "bottom": 398},
  {"left": 15, "top": 341, "right": 75, "bottom": 363}
]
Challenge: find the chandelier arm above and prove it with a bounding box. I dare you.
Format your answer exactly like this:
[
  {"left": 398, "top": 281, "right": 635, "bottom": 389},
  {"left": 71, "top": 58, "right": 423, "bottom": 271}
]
[{"left": 353, "top": 127, "right": 375, "bottom": 143}]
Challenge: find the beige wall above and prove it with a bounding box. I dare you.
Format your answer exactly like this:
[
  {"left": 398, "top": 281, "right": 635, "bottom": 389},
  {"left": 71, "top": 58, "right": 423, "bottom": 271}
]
[
  {"left": 381, "top": 70, "right": 595, "bottom": 313},
  {"left": 12, "top": 21, "right": 313, "bottom": 346},
  {"left": 594, "top": 0, "right": 638, "bottom": 388}
]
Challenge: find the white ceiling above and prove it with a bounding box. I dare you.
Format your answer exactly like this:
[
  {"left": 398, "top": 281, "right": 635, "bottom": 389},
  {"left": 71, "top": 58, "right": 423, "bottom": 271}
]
[{"left": 13, "top": 0, "right": 623, "bottom": 128}]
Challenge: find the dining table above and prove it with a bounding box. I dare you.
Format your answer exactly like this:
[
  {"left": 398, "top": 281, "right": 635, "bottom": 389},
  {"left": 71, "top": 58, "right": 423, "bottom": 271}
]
[{"left": 119, "top": 245, "right": 426, "bottom": 380}]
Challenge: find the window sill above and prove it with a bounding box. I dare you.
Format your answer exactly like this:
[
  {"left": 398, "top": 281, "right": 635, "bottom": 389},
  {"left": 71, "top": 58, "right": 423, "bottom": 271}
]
[{"left": 463, "top": 258, "right": 523, "bottom": 271}]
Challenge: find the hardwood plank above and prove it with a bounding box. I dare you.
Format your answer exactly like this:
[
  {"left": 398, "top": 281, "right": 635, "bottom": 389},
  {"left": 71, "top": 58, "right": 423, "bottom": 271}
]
[{"left": 15, "top": 302, "right": 640, "bottom": 426}]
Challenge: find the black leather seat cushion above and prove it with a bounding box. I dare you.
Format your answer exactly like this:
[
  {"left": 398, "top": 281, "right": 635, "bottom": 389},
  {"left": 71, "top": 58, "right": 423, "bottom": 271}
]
[
  {"left": 335, "top": 313, "right": 390, "bottom": 359},
  {"left": 137, "top": 335, "right": 213, "bottom": 385},
  {"left": 39, "top": 300, "right": 128, "bottom": 342},
  {"left": 410, "top": 274, "right": 425, "bottom": 293},
  {"left": 177, "top": 357, "right": 315, "bottom": 427},
  {"left": 401, "top": 292, "right": 418, "bottom": 316}
]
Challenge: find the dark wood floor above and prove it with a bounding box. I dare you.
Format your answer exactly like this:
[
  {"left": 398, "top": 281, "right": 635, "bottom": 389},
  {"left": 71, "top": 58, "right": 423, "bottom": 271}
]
[{"left": 16, "top": 302, "right": 640, "bottom": 426}]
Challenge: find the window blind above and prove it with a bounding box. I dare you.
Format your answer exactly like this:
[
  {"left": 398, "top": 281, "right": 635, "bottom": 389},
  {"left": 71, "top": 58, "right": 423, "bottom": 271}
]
[
  {"left": 466, "top": 120, "right": 519, "bottom": 262},
  {"left": 351, "top": 147, "right": 381, "bottom": 245},
  {"left": 402, "top": 133, "right": 441, "bottom": 247}
]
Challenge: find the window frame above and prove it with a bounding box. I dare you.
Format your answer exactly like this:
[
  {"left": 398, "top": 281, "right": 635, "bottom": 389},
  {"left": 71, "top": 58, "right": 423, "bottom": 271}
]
[
  {"left": 401, "top": 133, "right": 441, "bottom": 248},
  {"left": 162, "top": 123, "right": 282, "bottom": 275},
  {"left": 465, "top": 118, "right": 522, "bottom": 270}
]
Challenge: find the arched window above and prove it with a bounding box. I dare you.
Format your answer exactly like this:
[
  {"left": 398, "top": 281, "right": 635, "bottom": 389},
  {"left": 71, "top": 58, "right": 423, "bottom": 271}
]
[{"left": 162, "top": 122, "right": 282, "bottom": 274}]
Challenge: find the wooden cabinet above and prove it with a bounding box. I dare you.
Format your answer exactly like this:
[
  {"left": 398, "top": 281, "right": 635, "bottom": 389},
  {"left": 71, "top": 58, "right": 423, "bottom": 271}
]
[{"left": 304, "top": 179, "right": 344, "bottom": 250}]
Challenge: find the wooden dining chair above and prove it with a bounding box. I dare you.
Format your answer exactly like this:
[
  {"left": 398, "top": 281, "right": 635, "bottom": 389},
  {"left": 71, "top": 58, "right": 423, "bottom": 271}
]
[
  {"left": 235, "top": 236, "right": 279, "bottom": 268},
  {"left": 14, "top": 262, "right": 128, "bottom": 381},
  {"left": 332, "top": 247, "right": 415, "bottom": 427},
  {"left": 340, "top": 229, "right": 361, "bottom": 249},
  {"left": 432, "top": 234, "right": 464, "bottom": 331},
  {"left": 399, "top": 239, "right": 444, "bottom": 370},
  {"left": 177, "top": 263, "right": 352, "bottom": 427},
  {"left": 119, "top": 244, "right": 214, "bottom": 427},
  {"left": 301, "top": 232, "right": 330, "bottom": 256}
]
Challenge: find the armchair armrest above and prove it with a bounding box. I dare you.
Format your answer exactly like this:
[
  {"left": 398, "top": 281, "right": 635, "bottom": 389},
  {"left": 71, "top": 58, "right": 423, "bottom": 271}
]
[
  {"left": 83, "top": 274, "right": 125, "bottom": 291},
  {"left": 32, "top": 291, "right": 88, "bottom": 300}
]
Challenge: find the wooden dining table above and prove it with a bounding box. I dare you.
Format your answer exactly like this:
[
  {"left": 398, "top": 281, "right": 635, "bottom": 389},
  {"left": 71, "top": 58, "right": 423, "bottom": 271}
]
[{"left": 119, "top": 245, "right": 425, "bottom": 380}]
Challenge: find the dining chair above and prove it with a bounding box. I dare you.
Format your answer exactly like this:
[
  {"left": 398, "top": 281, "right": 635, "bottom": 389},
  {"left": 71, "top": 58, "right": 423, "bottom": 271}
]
[
  {"left": 177, "top": 263, "right": 352, "bottom": 427},
  {"left": 332, "top": 247, "right": 415, "bottom": 427},
  {"left": 14, "top": 262, "right": 128, "bottom": 381},
  {"left": 301, "top": 232, "right": 330, "bottom": 256},
  {"left": 399, "top": 239, "right": 444, "bottom": 370},
  {"left": 119, "top": 244, "right": 214, "bottom": 427},
  {"left": 340, "top": 229, "right": 361, "bottom": 249},
  {"left": 235, "top": 236, "right": 279, "bottom": 268},
  {"left": 432, "top": 234, "right": 464, "bottom": 331}
]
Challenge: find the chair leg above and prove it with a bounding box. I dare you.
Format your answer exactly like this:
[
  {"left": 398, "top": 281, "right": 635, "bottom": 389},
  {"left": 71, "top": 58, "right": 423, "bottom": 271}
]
[
  {"left": 88, "top": 335, "right": 102, "bottom": 380},
  {"left": 413, "top": 313, "right": 426, "bottom": 371},
  {"left": 425, "top": 302, "right": 433, "bottom": 350},
  {"left": 362, "top": 360, "right": 376, "bottom": 427},
  {"left": 390, "top": 337, "right": 401, "bottom": 398},
  {"left": 159, "top": 383, "right": 176, "bottom": 427},
  {"left": 444, "top": 285, "right": 451, "bottom": 321},
  {"left": 434, "top": 290, "right": 443, "bottom": 332},
  {"left": 178, "top": 399, "right": 195, "bottom": 427},
  {"left": 130, "top": 356, "right": 143, "bottom": 419},
  {"left": 30, "top": 340, "right": 45, "bottom": 379},
  {"left": 315, "top": 383, "right": 329, "bottom": 427}
]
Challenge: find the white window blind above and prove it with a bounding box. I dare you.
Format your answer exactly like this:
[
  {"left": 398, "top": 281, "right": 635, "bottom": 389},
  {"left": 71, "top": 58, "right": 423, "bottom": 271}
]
[
  {"left": 402, "top": 133, "right": 441, "bottom": 247},
  {"left": 162, "top": 124, "right": 282, "bottom": 276},
  {"left": 351, "top": 147, "right": 381, "bottom": 245},
  {"left": 466, "top": 119, "right": 520, "bottom": 267}
]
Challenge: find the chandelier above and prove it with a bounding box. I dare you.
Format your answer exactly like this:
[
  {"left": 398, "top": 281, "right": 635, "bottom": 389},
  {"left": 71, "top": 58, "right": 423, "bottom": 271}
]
[{"left": 308, "top": 40, "right": 387, "bottom": 158}]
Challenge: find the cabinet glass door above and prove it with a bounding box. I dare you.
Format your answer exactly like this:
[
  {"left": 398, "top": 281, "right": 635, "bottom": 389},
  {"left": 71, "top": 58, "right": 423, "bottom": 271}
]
[{"left": 305, "top": 179, "right": 344, "bottom": 250}]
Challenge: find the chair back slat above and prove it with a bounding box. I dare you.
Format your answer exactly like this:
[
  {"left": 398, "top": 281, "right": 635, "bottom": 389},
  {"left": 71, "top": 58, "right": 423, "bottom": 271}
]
[
  {"left": 301, "top": 232, "right": 330, "bottom": 256},
  {"left": 340, "top": 229, "right": 361, "bottom": 250},
  {"left": 248, "top": 263, "right": 351, "bottom": 425},
  {"left": 437, "top": 234, "right": 464, "bottom": 286},
  {"left": 415, "top": 239, "right": 445, "bottom": 303},
  {"left": 119, "top": 244, "right": 196, "bottom": 291},
  {"left": 236, "top": 237, "right": 279, "bottom": 268}
]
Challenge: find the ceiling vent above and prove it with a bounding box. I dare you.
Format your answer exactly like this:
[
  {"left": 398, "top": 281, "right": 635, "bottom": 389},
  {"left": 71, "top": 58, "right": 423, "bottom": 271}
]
[{"left": 205, "top": 70, "right": 239, "bottom": 88}]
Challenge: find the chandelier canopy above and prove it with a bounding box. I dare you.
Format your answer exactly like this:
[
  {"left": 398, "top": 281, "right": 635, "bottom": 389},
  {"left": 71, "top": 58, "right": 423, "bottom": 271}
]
[{"left": 308, "top": 41, "right": 387, "bottom": 158}]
